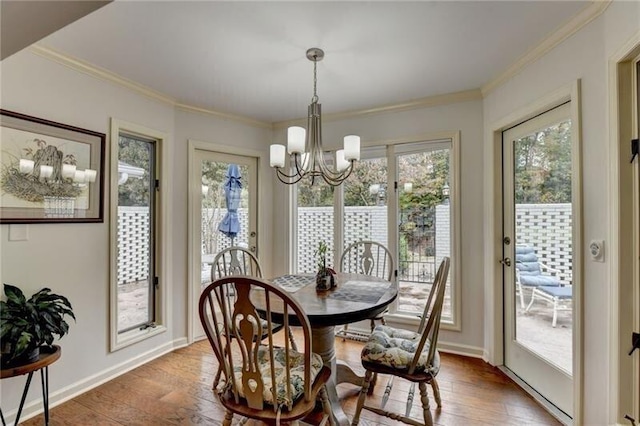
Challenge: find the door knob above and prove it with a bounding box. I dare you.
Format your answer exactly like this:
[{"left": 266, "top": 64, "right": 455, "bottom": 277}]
[
  {"left": 249, "top": 246, "right": 256, "bottom": 253},
  {"left": 499, "top": 258, "right": 511, "bottom": 267}
]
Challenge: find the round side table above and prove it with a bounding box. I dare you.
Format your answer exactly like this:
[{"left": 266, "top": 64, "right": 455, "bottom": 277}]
[{"left": 0, "top": 345, "right": 61, "bottom": 426}]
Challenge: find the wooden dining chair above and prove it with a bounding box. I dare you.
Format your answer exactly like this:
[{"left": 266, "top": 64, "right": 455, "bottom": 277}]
[
  {"left": 338, "top": 240, "right": 394, "bottom": 339},
  {"left": 199, "top": 276, "right": 332, "bottom": 426},
  {"left": 351, "top": 257, "right": 450, "bottom": 426}
]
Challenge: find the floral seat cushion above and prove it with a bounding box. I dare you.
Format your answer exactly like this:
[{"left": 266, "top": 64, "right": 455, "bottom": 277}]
[
  {"left": 361, "top": 325, "right": 440, "bottom": 374},
  {"left": 230, "top": 346, "right": 324, "bottom": 409}
]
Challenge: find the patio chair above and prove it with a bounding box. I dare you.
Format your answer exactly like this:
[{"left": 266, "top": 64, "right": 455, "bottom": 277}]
[
  {"left": 515, "top": 246, "right": 561, "bottom": 309},
  {"left": 338, "top": 240, "right": 394, "bottom": 340},
  {"left": 350, "top": 257, "right": 450, "bottom": 426},
  {"left": 199, "top": 276, "right": 332, "bottom": 426},
  {"left": 526, "top": 285, "right": 572, "bottom": 327}
]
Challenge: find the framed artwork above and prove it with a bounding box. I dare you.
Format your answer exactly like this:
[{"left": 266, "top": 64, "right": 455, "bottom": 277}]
[{"left": 0, "top": 110, "right": 105, "bottom": 223}]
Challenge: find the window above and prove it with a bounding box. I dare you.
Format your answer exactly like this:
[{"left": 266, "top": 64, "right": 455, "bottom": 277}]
[
  {"left": 110, "top": 119, "right": 167, "bottom": 350},
  {"left": 295, "top": 177, "right": 334, "bottom": 273},
  {"left": 293, "top": 135, "right": 460, "bottom": 328}
]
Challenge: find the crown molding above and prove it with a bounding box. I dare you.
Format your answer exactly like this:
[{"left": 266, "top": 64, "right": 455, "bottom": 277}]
[
  {"left": 175, "top": 103, "right": 272, "bottom": 129},
  {"left": 28, "top": 44, "right": 272, "bottom": 129},
  {"left": 29, "top": 44, "right": 177, "bottom": 105},
  {"left": 273, "top": 89, "right": 483, "bottom": 129},
  {"left": 481, "top": 0, "right": 611, "bottom": 96}
]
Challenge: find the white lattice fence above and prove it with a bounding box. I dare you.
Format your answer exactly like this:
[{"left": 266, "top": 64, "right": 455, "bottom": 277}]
[
  {"left": 296, "top": 206, "right": 388, "bottom": 273},
  {"left": 515, "top": 203, "right": 573, "bottom": 284},
  {"left": 117, "top": 207, "right": 149, "bottom": 285}
]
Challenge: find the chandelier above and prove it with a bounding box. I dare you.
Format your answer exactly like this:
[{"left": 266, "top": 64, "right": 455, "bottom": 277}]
[{"left": 270, "top": 48, "right": 360, "bottom": 186}]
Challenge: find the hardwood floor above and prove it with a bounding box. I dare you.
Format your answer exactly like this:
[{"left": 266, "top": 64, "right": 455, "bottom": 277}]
[{"left": 21, "top": 336, "right": 560, "bottom": 425}]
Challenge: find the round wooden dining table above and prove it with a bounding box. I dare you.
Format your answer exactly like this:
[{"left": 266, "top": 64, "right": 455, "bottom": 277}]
[{"left": 268, "top": 273, "right": 397, "bottom": 426}]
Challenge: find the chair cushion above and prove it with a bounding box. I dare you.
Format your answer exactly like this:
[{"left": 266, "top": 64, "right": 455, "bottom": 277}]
[
  {"left": 519, "top": 274, "right": 560, "bottom": 287},
  {"left": 361, "top": 325, "right": 440, "bottom": 374},
  {"left": 515, "top": 246, "right": 535, "bottom": 255},
  {"left": 230, "top": 346, "right": 324, "bottom": 408},
  {"left": 516, "top": 260, "right": 541, "bottom": 275},
  {"left": 536, "top": 285, "right": 572, "bottom": 299}
]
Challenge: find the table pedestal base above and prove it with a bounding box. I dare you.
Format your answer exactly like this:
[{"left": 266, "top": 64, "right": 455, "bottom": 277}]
[{"left": 311, "top": 326, "right": 369, "bottom": 425}]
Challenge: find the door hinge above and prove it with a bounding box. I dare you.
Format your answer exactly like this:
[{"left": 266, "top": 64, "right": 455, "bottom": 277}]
[
  {"left": 394, "top": 181, "right": 398, "bottom": 191},
  {"left": 153, "top": 276, "right": 159, "bottom": 287},
  {"left": 155, "top": 179, "right": 160, "bottom": 190},
  {"left": 394, "top": 269, "right": 398, "bottom": 278},
  {"left": 631, "top": 138, "right": 639, "bottom": 163},
  {"left": 628, "top": 332, "right": 640, "bottom": 355}
]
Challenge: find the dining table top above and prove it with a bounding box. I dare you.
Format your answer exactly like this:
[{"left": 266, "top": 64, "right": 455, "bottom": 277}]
[{"left": 259, "top": 272, "right": 397, "bottom": 327}]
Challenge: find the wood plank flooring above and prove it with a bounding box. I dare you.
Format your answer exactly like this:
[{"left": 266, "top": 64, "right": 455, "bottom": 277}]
[{"left": 21, "top": 336, "right": 560, "bottom": 425}]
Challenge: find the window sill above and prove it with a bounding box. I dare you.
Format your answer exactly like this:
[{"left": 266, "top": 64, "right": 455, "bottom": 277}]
[{"left": 111, "top": 324, "right": 167, "bottom": 352}]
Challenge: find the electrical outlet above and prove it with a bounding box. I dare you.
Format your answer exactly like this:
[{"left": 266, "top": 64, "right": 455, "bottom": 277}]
[{"left": 589, "top": 240, "right": 604, "bottom": 262}]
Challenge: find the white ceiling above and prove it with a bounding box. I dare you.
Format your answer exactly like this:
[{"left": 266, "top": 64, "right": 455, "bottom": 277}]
[{"left": 39, "top": 1, "right": 591, "bottom": 123}]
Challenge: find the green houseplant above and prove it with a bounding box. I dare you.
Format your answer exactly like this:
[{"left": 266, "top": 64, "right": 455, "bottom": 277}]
[
  {"left": 0, "top": 283, "right": 75, "bottom": 367},
  {"left": 314, "top": 241, "right": 336, "bottom": 291}
]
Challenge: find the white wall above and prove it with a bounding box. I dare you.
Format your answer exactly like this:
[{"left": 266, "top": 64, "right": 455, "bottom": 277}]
[
  {"left": 271, "top": 99, "right": 486, "bottom": 351},
  {"left": 0, "top": 50, "right": 272, "bottom": 421},
  {"left": 482, "top": 1, "right": 640, "bottom": 424}
]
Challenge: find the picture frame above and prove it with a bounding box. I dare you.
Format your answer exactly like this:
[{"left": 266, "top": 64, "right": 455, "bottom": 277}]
[{"left": 0, "top": 109, "right": 105, "bottom": 223}]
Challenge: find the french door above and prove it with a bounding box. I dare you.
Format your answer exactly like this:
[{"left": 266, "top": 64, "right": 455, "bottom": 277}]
[
  {"left": 190, "top": 149, "right": 258, "bottom": 340},
  {"left": 502, "top": 102, "right": 574, "bottom": 417}
]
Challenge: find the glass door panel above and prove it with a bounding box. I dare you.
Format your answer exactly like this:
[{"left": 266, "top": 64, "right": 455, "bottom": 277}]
[
  {"left": 342, "top": 156, "right": 389, "bottom": 253},
  {"left": 193, "top": 150, "right": 257, "bottom": 338},
  {"left": 395, "top": 145, "right": 452, "bottom": 322},
  {"left": 503, "top": 102, "right": 573, "bottom": 416}
]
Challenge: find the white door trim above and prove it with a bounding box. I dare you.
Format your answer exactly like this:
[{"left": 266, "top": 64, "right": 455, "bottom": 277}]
[
  {"left": 484, "top": 80, "right": 583, "bottom": 424},
  {"left": 608, "top": 31, "right": 640, "bottom": 424}
]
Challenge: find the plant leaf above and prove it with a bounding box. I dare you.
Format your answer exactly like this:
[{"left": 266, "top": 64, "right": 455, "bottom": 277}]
[{"left": 3, "top": 284, "right": 26, "bottom": 305}]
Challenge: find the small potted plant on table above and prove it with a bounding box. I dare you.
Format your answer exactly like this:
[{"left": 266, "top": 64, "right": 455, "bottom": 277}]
[
  {"left": 315, "top": 241, "right": 336, "bottom": 291},
  {"left": 0, "top": 284, "right": 75, "bottom": 368}
]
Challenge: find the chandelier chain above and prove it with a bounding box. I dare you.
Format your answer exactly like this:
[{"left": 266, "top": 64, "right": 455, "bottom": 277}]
[{"left": 312, "top": 55, "right": 318, "bottom": 103}]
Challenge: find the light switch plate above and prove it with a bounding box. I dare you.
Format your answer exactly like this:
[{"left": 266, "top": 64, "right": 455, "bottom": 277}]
[
  {"left": 8, "top": 224, "right": 29, "bottom": 241},
  {"left": 589, "top": 239, "right": 604, "bottom": 262}
]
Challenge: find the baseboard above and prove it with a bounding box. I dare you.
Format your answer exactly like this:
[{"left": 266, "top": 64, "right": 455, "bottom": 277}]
[{"left": 7, "top": 337, "right": 188, "bottom": 424}]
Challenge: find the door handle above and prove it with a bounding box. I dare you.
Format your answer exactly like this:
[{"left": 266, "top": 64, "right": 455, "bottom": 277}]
[
  {"left": 499, "top": 258, "right": 511, "bottom": 267},
  {"left": 249, "top": 246, "right": 256, "bottom": 253}
]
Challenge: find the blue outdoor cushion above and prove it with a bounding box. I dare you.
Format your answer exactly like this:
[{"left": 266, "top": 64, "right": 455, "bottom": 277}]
[
  {"left": 537, "top": 285, "right": 572, "bottom": 299},
  {"left": 519, "top": 274, "right": 560, "bottom": 287},
  {"left": 515, "top": 246, "right": 535, "bottom": 255}
]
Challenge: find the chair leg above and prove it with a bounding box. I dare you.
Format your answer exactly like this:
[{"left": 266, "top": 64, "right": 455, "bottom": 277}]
[
  {"left": 222, "top": 410, "right": 234, "bottom": 426},
  {"left": 518, "top": 283, "right": 525, "bottom": 309},
  {"left": 351, "top": 370, "right": 373, "bottom": 426},
  {"left": 418, "top": 382, "right": 434, "bottom": 426},
  {"left": 341, "top": 324, "right": 349, "bottom": 341},
  {"left": 430, "top": 378, "right": 442, "bottom": 408},
  {"left": 526, "top": 289, "right": 537, "bottom": 312},
  {"left": 319, "top": 385, "right": 333, "bottom": 426}
]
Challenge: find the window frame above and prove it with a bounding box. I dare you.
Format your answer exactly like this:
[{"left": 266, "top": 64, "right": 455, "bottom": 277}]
[
  {"left": 109, "top": 119, "right": 170, "bottom": 351},
  {"left": 291, "top": 131, "right": 461, "bottom": 330}
]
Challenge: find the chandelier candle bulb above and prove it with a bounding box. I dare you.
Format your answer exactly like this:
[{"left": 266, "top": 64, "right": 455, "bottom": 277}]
[
  {"left": 73, "top": 170, "right": 86, "bottom": 183},
  {"left": 84, "top": 169, "right": 97, "bottom": 183},
  {"left": 270, "top": 144, "right": 286, "bottom": 168},
  {"left": 19, "top": 159, "right": 34, "bottom": 174},
  {"left": 336, "top": 150, "right": 349, "bottom": 171},
  {"left": 39, "top": 165, "right": 53, "bottom": 179},
  {"left": 287, "top": 126, "right": 306, "bottom": 154},
  {"left": 343, "top": 135, "right": 360, "bottom": 161},
  {"left": 61, "top": 164, "right": 77, "bottom": 179}
]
